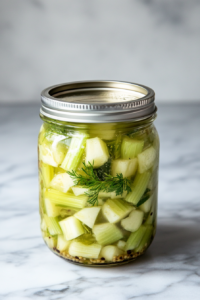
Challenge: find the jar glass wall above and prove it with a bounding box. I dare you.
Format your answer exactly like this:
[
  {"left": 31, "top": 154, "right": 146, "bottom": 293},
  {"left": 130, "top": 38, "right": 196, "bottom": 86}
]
[{"left": 38, "top": 116, "right": 159, "bottom": 266}]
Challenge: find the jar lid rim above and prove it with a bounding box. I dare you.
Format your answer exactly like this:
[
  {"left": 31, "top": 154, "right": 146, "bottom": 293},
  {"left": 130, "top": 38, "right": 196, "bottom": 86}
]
[{"left": 40, "top": 80, "right": 156, "bottom": 123}]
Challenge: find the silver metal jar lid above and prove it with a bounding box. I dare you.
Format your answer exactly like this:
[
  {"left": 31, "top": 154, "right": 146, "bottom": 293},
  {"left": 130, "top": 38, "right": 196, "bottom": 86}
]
[{"left": 40, "top": 81, "right": 156, "bottom": 123}]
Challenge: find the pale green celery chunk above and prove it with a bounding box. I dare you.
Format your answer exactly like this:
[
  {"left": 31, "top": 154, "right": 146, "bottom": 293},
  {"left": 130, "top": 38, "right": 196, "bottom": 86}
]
[
  {"left": 72, "top": 186, "right": 89, "bottom": 196},
  {"left": 93, "top": 223, "right": 123, "bottom": 245},
  {"left": 116, "top": 240, "right": 126, "bottom": 250},
  {"left": 121, "top": 210, "right": 144, "bottom": 232},
  {"left": 44, "top": 215, "right": 62, "bottom": 236},
  {"left": 69, "top": 241, "right": 102, "bottom": 259},
  {"left": 145, "top": 195, "right": 157, "bottom": 225},
  {"left": 125, "top": 172, "right": 151, "bottom": 205},
  {"left": 74, "top": 207, "right": 101, "bottom": 228},
  {"left": 102, "top": 199, "right": 133, "bottom": 223},
  {"left": 51, "top": 136, "right": 68, "bottom": 165},
  {"left": 50, "top": 173, "right": 74, "bottom": 193},
  {"left": 89, "top": 129, "right": 116, "bottom": 141},
  {"left": 138, "top": 146, "right": 157, "bottom": 173},
  {"left": 111, "top": 158, "right": 138, "bottom": 178},
  {"left": 85, "top": 137, "right": 109, "bottom": 168},
  {"left": 57, "top": 235, "right": 71, "bottom": 252},
  {"left": 40, "top": 218, "right": 47, "bottom": 232},
  {"left": 135, "top": 225, "right": 153, "bottom": 252},
  {"left": 147, "top": 168, "right": 158, "bottom": 190},
  {"left": 40, "top": 162, "right": 54, "bottom": 188},
  {"left": 45, "top": 189, "right": 88, "bottom": 208},
  {"left": 98, "top": 190, "right": 127, "bottom": 199},
  {"left": 100, "top": 245, "right": 123, "bottom": 261},
  {"left": 44, "top": 198, "right": 61, "bottom": 217},
  {"left": 39, "top": 144, "right": 58, "bottom": 167},
  {"left": 98, "top": 191, "right": 112, "bottom": 198},
  {"left": 44, "top": 236, "right": 57, "bottom": 248},
  {"left": 59, "top": 216, "right": 84, "bottom": 240},
  {"left": 61, "top": 133, "right": 88, "bottom": 171},
  {"left": 125, "top": 225, "right": 147, "bottom": 251},
  {"left": 121, "top": 136, "right": 144, "bottom": 159},
  {"left": 139, "top": 191, "right": 154, "bottom": 213}
]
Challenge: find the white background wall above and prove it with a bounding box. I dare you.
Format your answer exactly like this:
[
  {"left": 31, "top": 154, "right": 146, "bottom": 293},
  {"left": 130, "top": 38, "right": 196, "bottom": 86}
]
[{"left": 0, "top": 0, "right": 200, "bottom": 103}]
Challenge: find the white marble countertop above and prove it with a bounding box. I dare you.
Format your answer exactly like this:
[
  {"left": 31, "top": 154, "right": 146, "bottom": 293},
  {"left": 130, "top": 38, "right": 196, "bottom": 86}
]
[{"left": 0, "top": 103, "right": 200, "bottom": 299}]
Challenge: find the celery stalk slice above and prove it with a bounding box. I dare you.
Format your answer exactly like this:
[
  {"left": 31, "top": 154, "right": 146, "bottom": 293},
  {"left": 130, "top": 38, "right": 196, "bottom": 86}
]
[
  {"left": 93, "top": 223, "right": 123, "bottom": 246},
  {"left": 59, "top": 216, "right": 84, "bottom": 241},
  {"left": 61, "top": 133, "right": 88, "bottom": 171},
  {"left": 121, "top": 137, "right": 144, "bottom": 159},
  {"left": 125, "top": 225, "right": 147, "bottom": 251},
  {"left": 135, "top": 225, "right": 153, "bottom": 252},
  {"left": 45, "top": 189, "right": 88, "bottom": 209},
  {"left": 57, "top": 235, "right": 71, "bottom": 252},
  {"left": 44, "top": 198, "right": 61, "bottom": 217},
  {"left": 100, "top": 245, "right": 123, "bottom": 261},
  {"left": 44, "top": 214, "right": 62, "bottom": 236},
  {"left": 44, "top": 236, "right": 57, "bottom": 248},
  {"left": 125, "top": 172, "right": 151, "bottom": 205},
  {"left": 69, "top": 241, "right": 102, "bottom": 259},
  {"left": 102, "top": 199, "right": 133, "bottom": 223},
  {"left": 40, "top": 162, "right": 54, "bottom": 188}
]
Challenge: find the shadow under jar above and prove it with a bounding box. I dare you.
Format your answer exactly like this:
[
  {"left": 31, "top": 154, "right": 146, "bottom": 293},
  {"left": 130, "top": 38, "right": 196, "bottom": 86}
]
[{"left": 38, "top": 81, "right": 159, "bottom": 267}]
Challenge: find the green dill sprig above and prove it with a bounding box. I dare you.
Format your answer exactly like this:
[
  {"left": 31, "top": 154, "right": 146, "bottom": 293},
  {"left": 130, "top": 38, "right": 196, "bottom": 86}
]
[
  {"left": 67, "top": 162, "right": 132, "bottom": 206},
  {"left": 44, "top": 123, "right": 67, "bottom": 138}
]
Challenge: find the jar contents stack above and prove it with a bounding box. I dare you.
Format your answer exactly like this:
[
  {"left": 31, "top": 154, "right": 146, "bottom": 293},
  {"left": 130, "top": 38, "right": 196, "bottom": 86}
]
[{"left": 38, "top": 118, "right": 159, "bottom": 265}]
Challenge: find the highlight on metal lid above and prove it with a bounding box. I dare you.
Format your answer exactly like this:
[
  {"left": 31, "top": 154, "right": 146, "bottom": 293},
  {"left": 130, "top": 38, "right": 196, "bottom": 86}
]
[{"left": 40, "top": 81, "right": 156, "bottom": 123}]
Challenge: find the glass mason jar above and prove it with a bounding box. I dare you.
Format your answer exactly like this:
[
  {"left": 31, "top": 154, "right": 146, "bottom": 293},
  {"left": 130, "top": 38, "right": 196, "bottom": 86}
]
[{"left": 38, "top": 81, "right": 159, "bottom": 266}]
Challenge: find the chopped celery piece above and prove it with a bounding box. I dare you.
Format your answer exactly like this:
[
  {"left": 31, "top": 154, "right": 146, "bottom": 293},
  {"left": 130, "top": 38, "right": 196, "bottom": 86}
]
[
  {"left": 139, "top": 192, "right": 154, "bottom": 213},
  {"left": 39, "top": 144, "right": 58, "bottom": 167},
  {"left": 75, "top": 233, "right": 97, "bottom": 245},
  {"left": 111, "top": 158, "right": 138, "bottom": 178},
  {"left": 51, "top": 136, "right": 68, "bottom": 165},
  {"left": 44, "top": 215, "right": 62, "bottom": 236},
  {"left": 116, "top": 240, "right": 126, "bottom": 250},
  {"left": 72, "top": 186, "right": 89, "bottom": 196},
  {"left": 50, "top": 173, "right": 74, "bottom": 193},
  {"left": 121, "top": 137, "right": 144, "bottom": 159},
  {"left": 45, "top": 189, "right": 88, "bottom": 208},
  {"left": 85, "top": 137, "right": 109, "bottom": 168},
  {"left": 61, "top": 133, "right": 88, "bottom": 171},
  {"left": 99, "top": 190, "right": 127, "bottom": 199},
  {"left": 40, "top": 162, "right": 54, "bottom": 188},
  {"left": 148, "top": 168, "right": 158, "bottom": 190},
  {"left": 57, "top": 235, "right": 71, "bottom": 252},
  {"left": 136, "top": 188, "right": 152, "bottom": 207},
  {"left": 74, "top": 207, "right": 101, "bottom": 228},
  {"left": 40, "top": 218, "right": 47, "bottom": 232},
  {"left": 59, "top": 216, "right": 84, "bottom": 240},
  {"left": 44, "top": 236, "right": 57, "bottom": 248},
  {"left": 125, "top": 172, "right": 151, "bottom": 205},
  {"left": 121, "top": 210, "right": 144, "bottom": 232},
  {"left": 135, "top": 225, "right": 153, "bottom": 252},
  {"left": 125, "top": 225, "right": 147, "bottom": 251},
  {"left": 100, "top": 245, "right": 123, "bottom": 261},
  {"left": 98, "top": 191, "right": 112, "bottom": 198},
  {"left": 102, "top": 199, "right": 133, "bottom": 223},
  {"left": 138, "top": 146, "right": 156, "bottom": 173},
  {"left": 44, "top": 198, "right": 61, "bottom": 217},
  {"left": 69, "top": 241, "right": 102, "bottom": 259},
  {"left": 93, "top": 223, "right": 123, "bottom": 245},
  {"left": 145, "top": 196, "right": 157, "bottom": 225},
  {"left": 89, "top": 129, "right": 116, "bottom": 141}
]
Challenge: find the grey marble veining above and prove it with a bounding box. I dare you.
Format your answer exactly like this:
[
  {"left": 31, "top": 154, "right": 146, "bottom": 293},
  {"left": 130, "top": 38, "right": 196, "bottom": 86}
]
[{"left": 0, "top": 103, "right": 200, "bottom": 299}]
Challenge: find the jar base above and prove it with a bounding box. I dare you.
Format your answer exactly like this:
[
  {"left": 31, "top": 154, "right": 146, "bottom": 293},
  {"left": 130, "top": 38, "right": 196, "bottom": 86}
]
[{"left": 50, "top": 247, "right": 147, "bottom": 268}]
